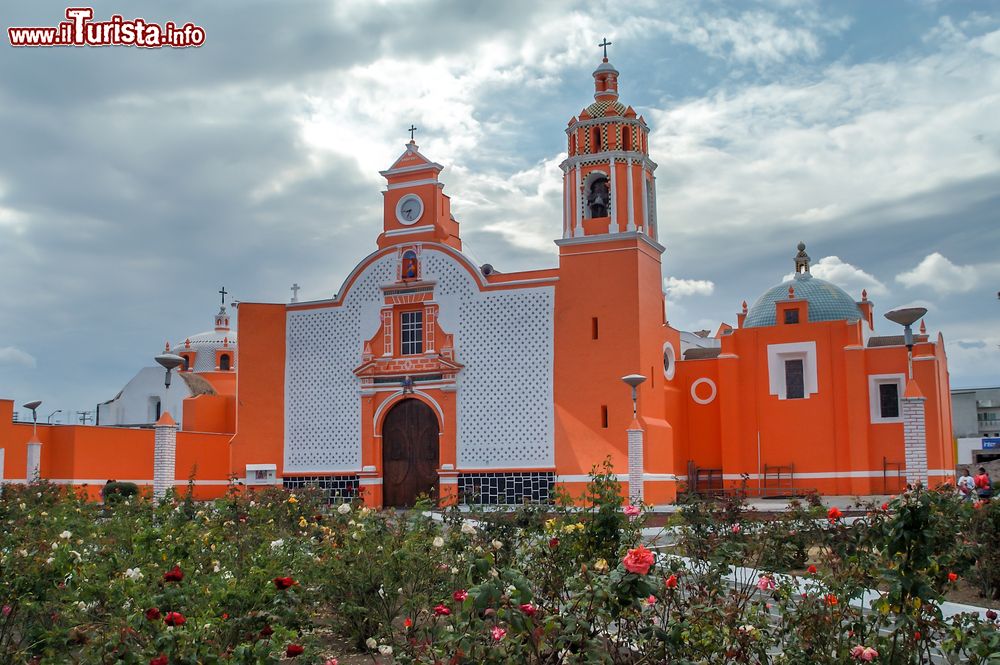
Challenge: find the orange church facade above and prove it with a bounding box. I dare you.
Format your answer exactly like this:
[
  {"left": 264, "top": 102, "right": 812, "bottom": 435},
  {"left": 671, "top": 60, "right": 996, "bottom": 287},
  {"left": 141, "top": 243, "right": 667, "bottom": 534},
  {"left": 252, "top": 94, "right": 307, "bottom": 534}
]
[{"left": 0, "top": 56, "right": 954, "bottom": 505}]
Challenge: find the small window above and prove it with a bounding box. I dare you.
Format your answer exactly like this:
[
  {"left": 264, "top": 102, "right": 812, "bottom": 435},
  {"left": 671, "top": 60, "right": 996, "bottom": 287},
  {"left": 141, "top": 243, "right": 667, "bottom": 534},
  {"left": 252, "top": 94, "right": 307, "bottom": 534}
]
[
  {"left": 601, "top": 405, "right": 608, "bottom": 428},
  {"left": 220, "top": 354, "right": 231, "bottom": 371},
  {"left": 785, "top": 359, "right": 805, "bottom": 399},
  {"left": 592, "top": 126, "right": 602, "bottom": 152},
  {"left": 623, "top": 126, "right": 632, "bottom": 151},
  {"left": 569, "top": 134, "right": 576, "bottom": 155},
  {"left": 401, "top": 311, "right": 423, "bottom": 355},
  {"left": 182, "top": 355, "right": 190, "bottom": 371},
  {"left": 784, "top": 309, "right": 800, "bottom": 324},
  {"left": 591, "top": 317, "right": 599, "bottom": 340},
  {"left": 879, "top": 383, "right": 900, "bottom": 419}
]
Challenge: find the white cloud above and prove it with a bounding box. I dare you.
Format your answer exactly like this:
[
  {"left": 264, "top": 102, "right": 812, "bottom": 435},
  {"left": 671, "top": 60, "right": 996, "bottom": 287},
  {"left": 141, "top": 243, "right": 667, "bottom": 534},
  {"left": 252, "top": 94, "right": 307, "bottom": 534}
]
[
  {"left": 895, "top": 252, "right": 1000, "bottom": 294},
  {"left": 783, "top": 255, "right": 887, "bottom": 297},
  {"left": 0, "top": 346, "right": 36, "bottom": 368},
  {"left": 664, "top": 276, "right": 715, "bottom": 298},
  {"left": 650, "top": 24, "right": 1000, "bottom": 243}
]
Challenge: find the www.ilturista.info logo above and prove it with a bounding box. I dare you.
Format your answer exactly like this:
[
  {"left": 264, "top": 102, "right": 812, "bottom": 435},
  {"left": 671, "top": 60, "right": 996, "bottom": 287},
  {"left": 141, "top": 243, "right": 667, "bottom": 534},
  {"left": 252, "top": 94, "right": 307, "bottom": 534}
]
[{"left": 8, "top": 8, "right": 205, "bottom": 48}]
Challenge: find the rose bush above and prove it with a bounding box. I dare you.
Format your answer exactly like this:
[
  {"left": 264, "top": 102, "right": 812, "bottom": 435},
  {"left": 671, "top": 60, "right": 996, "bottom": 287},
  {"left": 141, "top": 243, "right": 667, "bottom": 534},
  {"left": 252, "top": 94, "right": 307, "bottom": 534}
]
[{"left": 0, "top": 470, "right": 996, "bottom": 663}]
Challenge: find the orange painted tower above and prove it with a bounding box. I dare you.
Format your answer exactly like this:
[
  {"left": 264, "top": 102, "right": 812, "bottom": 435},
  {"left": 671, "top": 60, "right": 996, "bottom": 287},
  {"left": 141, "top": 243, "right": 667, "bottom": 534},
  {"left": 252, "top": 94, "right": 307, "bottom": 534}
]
[{"left": 554, "top": 50, "right": 681, "bottom": 504}]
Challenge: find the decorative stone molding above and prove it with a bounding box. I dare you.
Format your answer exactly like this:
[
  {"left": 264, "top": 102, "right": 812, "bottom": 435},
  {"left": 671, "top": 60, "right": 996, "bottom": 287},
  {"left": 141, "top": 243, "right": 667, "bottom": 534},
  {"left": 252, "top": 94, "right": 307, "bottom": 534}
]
[
  {"left": 627, "top": 423, "right": 644, "bottom": 502},
  {"left": 153, "top": 412, "right": 178, "bottom": 501}
]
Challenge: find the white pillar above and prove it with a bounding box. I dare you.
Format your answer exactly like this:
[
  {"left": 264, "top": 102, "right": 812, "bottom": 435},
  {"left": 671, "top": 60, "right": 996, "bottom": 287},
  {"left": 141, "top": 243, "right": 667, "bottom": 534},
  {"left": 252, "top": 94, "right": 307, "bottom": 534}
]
[
  {"left": 574, "top": 164, "right": 583, "bottom": 237},
  {"left": 641, "top": 168, "right": 649, "bottom": 234},
  {"left": 562, "top": 169, "right": 569, "bottom": 238},
  {"left": 153, "top": 412, "right": 178, "bottom": 501},
  {"left": 25, "top": 437, "right": 41, "bottom": 482},
  {"left": 902, "top": 395, "right": 928, "bottom": 487},
  {"left": 609, "top": 157, "right": 617, "bottom": 234},
  {"left": 626, "top": 159, "right": 635, "bottom": 231},
  {"left": 627, "top": 424, "right": 645, "bottom": 502}
]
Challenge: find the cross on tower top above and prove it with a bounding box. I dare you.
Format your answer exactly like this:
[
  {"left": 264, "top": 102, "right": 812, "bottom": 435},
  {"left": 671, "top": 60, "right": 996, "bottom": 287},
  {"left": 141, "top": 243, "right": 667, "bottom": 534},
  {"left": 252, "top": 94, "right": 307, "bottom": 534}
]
[
  {"left": 218, "top": 286, "right": 228, "bottom": 305},
  {"left": 599, "top": 38, "right": 612, "bottom": 60},
  {"left": 290, "top": 283, "right": 300, "bottom": 303},
  {"left": 408, "top": 124, "right": 417, "bottom": 141}
]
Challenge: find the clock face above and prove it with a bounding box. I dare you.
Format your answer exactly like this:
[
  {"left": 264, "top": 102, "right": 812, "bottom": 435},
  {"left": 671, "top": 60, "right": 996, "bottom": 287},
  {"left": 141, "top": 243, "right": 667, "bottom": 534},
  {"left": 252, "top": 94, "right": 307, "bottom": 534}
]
[{"left": 396, "top": 194, "right": 424, "bottom": 225}]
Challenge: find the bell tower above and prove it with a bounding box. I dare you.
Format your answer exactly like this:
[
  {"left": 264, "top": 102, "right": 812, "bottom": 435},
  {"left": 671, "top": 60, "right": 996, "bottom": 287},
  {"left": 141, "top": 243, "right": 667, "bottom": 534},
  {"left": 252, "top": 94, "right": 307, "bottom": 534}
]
[{"left": 560, "top": 48, "right": 658, "bottom": 240}]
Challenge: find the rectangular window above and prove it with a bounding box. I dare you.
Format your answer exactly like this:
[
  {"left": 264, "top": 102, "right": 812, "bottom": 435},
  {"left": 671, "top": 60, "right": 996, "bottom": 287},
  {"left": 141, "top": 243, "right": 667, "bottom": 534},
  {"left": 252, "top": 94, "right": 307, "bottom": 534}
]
[
  {"left": 400, "top": 311, "right": 423, "bottom": 355},
  {"left": 879, "top": 382, "right": 900, "bottom": 419},
  {"left": 592, "top": 317, "right": 599, "bottom": 340},
  {"left": 784, "top": 359, "right": 805, "bottom": 399},
  {"left": 784, "top": 309, "right": 800, "bottom": 324},
  {"left": 601, "top": 405, "right": 608, "bottom": 428}
]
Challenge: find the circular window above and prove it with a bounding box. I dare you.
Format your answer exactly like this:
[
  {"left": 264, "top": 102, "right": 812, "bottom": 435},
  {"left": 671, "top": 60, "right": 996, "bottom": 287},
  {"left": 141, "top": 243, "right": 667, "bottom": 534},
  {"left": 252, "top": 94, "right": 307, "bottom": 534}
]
[
  {"left": 662, "top": 341, "right": 676, "bottom": 381},
  {"left": 690, "top": 377, "right": 717, "bottom": 405}
]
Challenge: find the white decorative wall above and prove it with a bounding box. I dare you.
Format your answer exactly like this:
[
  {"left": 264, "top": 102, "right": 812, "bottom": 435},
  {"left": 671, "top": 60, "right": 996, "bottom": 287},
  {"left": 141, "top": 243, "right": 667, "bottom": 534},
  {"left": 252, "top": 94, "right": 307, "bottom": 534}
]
[
  {"left": 284, "top": 253, "right": 394, "bottom": 472},
  {"left": 424, "top": 251, "right": 555, "bottom": 469},
  {"left": 283, "top": 247, "right": 555, "bottom": 473}
]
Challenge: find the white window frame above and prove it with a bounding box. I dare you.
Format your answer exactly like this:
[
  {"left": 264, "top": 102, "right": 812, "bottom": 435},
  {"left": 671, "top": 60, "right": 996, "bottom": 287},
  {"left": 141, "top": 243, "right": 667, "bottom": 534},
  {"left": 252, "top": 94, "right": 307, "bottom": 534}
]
[
  {"left": 869, "top": 373, "right": 905, "bottom": 424},
  {"left": 400, "top": 310, "right": 424, "bottom": 355},
  {"left": 767, "top": 341, "right": 818, "bottom": 400}
]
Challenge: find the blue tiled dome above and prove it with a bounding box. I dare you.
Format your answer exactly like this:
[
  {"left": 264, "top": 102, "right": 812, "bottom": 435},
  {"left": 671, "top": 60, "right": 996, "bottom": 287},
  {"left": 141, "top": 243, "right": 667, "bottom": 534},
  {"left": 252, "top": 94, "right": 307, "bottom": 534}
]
[{"left": 744, "top": 272, "right": 861, "bottom": 328}]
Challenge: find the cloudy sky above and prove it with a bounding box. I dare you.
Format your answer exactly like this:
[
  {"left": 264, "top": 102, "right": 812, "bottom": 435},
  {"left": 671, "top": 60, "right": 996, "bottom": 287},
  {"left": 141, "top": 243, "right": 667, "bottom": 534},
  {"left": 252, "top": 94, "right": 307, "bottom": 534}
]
[{"left": 2, "top": 0, "right": 999, "bottom": 423}]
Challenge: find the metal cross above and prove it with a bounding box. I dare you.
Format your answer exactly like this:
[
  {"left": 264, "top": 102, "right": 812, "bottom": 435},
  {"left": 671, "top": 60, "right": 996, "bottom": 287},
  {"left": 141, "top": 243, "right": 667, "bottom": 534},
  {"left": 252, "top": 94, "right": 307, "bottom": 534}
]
[
  {"left": 408, "top": 124, "right": 417, "bottom": 141},
  {"left": 599, "top": 38, "right": 612, "bottom": 59},
  {"left": 291, "top": 283, "right": 300, "bottom": 302},
  {"left": 219, "top": 286, "right": 228, "bottom": 305}
]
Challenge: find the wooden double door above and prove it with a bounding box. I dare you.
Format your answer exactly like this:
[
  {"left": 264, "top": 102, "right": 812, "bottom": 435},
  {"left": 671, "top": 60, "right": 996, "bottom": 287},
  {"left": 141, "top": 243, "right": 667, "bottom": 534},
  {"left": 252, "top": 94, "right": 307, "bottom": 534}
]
[{"left": 381, "top": 399, "right": 440, "bottom": 507}]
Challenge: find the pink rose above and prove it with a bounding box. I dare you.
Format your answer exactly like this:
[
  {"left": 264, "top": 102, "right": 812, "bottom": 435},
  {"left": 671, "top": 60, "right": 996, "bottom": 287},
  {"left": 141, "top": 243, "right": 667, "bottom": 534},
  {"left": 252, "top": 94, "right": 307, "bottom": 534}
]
[
  {"left": 624, "top": 505, "right": 641, "bottom": 518},
  {"left": 490, "top": 626, "right": 506, "bottom": 642},
  {"left": 622, "top": 545, "right": 655, "bottom": 575},
  {"left": 756, "top": 575, "right": 776, "bottom": 591}
]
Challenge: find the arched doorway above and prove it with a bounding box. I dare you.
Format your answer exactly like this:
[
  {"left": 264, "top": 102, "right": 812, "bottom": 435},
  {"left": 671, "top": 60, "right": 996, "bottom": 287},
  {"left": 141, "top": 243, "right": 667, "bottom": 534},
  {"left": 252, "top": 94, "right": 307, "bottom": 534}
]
[{"left": 381, "top": 398, "right": 440, "bottom": 507}]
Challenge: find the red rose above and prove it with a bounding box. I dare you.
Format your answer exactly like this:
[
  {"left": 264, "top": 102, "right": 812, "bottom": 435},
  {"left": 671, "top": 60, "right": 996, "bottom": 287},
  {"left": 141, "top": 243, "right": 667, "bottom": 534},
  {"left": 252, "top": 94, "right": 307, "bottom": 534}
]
[
  {"left": 664, "top": 574, "right": 679, "bottom": 589},
  {"left": 163, "top": 611, "right": 186, "bottom": 626},
  {"left": 403, "top": 617, "right": 413, "bottom": 628},
  {"left": 622, "top": 545, "right": 655, "bottom": 575},
  {"left": 434, "top": 604, "right": 451, "bottom": 616},
  {"left": 273, "top": 576, "right": 296, "bottom": 590},
  {"left": 986, "top": 610, "right": 997, "bottom": 621},
  {"left": 827, "top": 507, "right": 843, "bottom": 522},
  {"left": 947, "top": 572, "right": 958, "bottom": 582},
  {"left": 150, "top": 656, "right": 168, "bottom": 665},
  {"left": 452, "top": 590, "right": 468, "bottom": 602},
  {"left": 914, "top": 631, "right": 921, "bottom": 640},
  {"left": 286, "top": 643, "right": 305, "bottom": 657},
  {"left": 145, "top": 607, "right": 161, "bottom": 621},
  {"left": 549, "top": 537, "right": 559, "bottom": 549},
  {"left": 259, "top": 624, "right": 274, "bottom": 638},
  {"left": 881, "top": 502, "right": 889, "bottom": 511},
  {"left": 824, "top": 594, "right": 838, "bottom": 606},
  {"left": 519, "top": 603, "right": 537, "bottom": 617},
  {"left": 807, "top": 565, "right": 817, "bottom": 575},
  {"left": 163, "top": 565, "right": 184, "bottom": 583}
]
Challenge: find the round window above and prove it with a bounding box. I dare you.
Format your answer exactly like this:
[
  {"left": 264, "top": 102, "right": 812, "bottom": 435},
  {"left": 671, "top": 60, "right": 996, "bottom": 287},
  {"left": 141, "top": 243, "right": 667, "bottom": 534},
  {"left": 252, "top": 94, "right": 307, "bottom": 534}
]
[{"left": 662, "top": 341, "right": 676, "bottom": 381}]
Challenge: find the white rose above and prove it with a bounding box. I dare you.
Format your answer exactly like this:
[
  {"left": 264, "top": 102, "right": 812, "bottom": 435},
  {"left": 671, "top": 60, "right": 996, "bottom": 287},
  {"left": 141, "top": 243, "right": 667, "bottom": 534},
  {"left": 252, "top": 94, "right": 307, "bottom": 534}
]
[
  {"left": 432, "top": 536, "right": 445, "bottom": 548},
  {"left": 46, "top": 557, "right": 54, "bottom": 565},
  {"left": 124, "top": 567, "right": 143, "bottom": 581},
  {"left": 365, "top": 637, "right": 378, "bottom": 650},
  {"left": 492, "top": 540, "right": 503, "bottom": 550},
  {"left": 51, "top": 542, "right": 59, "bottom": 550},
  {"left": 269, "top": 539, "right": 284, "bottom": 550},
  {"left": 378, "top": 645, "right": 393, "bottom": 656},
  {"left": 337, "top": 503, "right": 351, "bottom": 515},
  {"left": 460, "top": 522, "right": 476, "bottom": 535}
]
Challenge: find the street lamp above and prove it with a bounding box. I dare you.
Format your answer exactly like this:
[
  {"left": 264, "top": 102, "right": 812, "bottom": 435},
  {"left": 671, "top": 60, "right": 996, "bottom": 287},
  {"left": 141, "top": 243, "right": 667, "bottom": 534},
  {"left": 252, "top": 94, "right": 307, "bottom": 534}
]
[
  {"left": 47, "top": 409, "right": 62, "bottom": 424},
  {"left": 884, "top": 307, "right": 927, "bottom": 380},
  {"left": 621, "top": 374, "right": 647, "bottom": 419},
  {"left": 22, "top": 400, "right": 41, "bottom": 438},
  {"left": 155, "top": 353, "right": 185, "bottom": 389}
]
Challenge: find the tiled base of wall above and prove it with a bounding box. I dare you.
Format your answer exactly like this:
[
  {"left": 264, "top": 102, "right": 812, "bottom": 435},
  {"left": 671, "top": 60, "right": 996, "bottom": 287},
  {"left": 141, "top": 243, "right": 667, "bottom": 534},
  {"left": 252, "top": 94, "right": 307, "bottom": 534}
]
[
  {"left": 282, "top": 475, "right": 359, "bottom": 504},
  {"left": 458, "top": 472, "right": 554, "bottom": 505}
]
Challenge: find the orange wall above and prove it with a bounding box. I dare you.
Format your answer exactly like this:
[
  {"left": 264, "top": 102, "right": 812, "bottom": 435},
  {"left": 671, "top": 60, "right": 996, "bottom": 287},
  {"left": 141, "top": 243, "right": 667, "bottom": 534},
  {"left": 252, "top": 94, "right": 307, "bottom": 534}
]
[{"left": 230, "top": 303, "right": 286, "bottom": 480}]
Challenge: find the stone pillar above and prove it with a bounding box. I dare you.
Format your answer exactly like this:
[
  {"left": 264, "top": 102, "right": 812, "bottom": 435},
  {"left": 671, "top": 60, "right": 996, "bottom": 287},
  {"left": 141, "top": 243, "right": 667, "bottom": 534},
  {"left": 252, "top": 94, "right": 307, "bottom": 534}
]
[
  {"left": 627, "top": 421, "right": 645, "bottom": 502},
  {"left": 902, "top": 382, "right": 928, "bottom": 487},
  {"left": 153, "top": 412, "right": 178, "bottom": 501},
  {"left": 25, "top": 435, "right": 41, "bottom": 482}
]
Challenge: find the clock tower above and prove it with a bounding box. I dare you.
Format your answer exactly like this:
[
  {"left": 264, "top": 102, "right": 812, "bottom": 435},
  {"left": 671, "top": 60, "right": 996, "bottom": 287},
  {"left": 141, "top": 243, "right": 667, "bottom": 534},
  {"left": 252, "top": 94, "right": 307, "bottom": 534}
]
[{"left": 378, "top": 140, "right": 461, "bottom": 251}]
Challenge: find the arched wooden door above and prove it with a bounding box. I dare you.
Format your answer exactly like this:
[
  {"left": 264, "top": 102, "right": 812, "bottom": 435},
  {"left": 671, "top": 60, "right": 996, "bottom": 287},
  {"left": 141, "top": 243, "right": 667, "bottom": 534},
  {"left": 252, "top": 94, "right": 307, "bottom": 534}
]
[{"left": 381, "top": 399, "right": 440, "bottom": 507}]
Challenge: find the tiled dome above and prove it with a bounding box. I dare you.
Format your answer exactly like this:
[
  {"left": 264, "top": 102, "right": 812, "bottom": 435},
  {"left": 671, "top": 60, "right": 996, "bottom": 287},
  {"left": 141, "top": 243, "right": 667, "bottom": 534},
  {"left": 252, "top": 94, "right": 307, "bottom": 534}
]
[{"left": 744, "top": 272, "right": 861, "bottom": 328}]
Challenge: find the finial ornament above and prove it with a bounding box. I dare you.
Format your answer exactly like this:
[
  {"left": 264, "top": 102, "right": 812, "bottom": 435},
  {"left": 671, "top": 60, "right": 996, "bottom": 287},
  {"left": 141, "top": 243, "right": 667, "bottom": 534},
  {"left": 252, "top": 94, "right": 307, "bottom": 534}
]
[
  {"left": 861, "top": 289, "right": 868, "bottom": 302},
  {"left": 919, "top": 319, "right": 927, "bottom": 334},
  {"left": 407, "top": 124, "right": 417, "bottom": 141},
  {"left": 788, "top": 285, "right": 795, "bottom": 299},
  {"left": 741, "top": 300, "right": 748, "bottom": 313},
  {"left": 599, "top": 37, "right": 612, "bottom": 60},
  {"left": 794, "top": 242, "right": 810, "bottom": 274}
]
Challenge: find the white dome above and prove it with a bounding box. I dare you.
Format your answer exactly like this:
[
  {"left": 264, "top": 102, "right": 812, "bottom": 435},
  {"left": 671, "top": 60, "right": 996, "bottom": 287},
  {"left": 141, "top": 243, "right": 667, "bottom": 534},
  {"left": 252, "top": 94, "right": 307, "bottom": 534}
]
[{"left": 170, "top": 306, "right": 237, "bottom": 372}]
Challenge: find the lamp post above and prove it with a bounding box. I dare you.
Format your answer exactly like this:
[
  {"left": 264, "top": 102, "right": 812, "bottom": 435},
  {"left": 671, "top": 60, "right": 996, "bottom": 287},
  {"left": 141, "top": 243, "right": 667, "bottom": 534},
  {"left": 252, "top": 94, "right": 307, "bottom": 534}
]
[
  {"left": 47, "top": 409, "right": 62, "bottom": 425},
  {"left": 155, "top": 353, "right": 185, "bottom": 389},
  {"left": 884, "top": 307, "right": 927, "bottom": 379},
  {"left": 22, "top": 400, "right": 42, "bottom": 482},
  {"left": 621, "top": 374, "right": 646, "bottom": 419}
]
